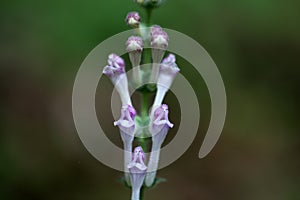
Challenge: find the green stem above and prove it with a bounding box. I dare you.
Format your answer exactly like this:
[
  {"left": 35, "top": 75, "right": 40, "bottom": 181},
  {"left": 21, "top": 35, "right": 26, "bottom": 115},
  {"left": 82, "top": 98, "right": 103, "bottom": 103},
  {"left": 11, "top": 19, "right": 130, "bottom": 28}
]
[
  {"left": 145, "top": 8, "right": 152, "bottom": 27},
  {"left": 138, "top": 93, "right": 149, "bottom": 151},
  {"left": 141, "top": 93, "right": 149, "bottom": 120}
]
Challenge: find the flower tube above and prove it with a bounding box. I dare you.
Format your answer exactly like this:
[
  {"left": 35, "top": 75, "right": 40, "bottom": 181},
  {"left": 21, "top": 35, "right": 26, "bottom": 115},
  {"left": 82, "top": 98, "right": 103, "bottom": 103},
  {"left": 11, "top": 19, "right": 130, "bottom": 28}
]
[
  {"left": 128, "top": 146, "right": 147, "bottom": 200},
  {"left": 153, "top": 54, "right": 180, "bottom": 106},
  {"left": 150, "top": 26, "right": 169, "bottom": 82},
  {"left": 145, "top": 104, "right": 173, "bottom": 187},
  {"left": 114, "top": 105, "right": 137, "bottom": 185},
  {"left": 126, "top": 36, "right": 143, "bottom": 84},
  {"left": 103, "top": 53, "right": 132, "bottom": 106}
]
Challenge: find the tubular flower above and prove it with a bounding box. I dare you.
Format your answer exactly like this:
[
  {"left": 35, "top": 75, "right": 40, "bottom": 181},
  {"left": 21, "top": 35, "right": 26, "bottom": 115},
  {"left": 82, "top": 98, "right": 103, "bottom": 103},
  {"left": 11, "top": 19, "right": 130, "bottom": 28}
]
[
  {"left": 150, "top": 26, "right": 169, "bottom": 82},
  {"left": 126, "top": 36, "right": 143, "bottom": 83},
  {"left": 114, "top": 105, "right": 137, "bottom": 185},
  {"left": 145, "top": 104, "right": 173, "bottom": 187},
  {"left": 126, "top": 12, "right": 141, "bottom": 28},
  {"left": 153, "top": 54, "right": 180, "bottom": 106},
  {"left": 128, "top": 146, "right": 147, "bottom": 200},
  {"left": 103, "top": 53, "right": 132, "bottom": 106}
]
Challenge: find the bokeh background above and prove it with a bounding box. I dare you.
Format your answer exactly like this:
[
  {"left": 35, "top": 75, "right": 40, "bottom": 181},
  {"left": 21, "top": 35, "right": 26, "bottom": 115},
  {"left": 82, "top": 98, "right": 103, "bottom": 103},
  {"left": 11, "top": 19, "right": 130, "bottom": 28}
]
[{"left": 1, "top": 0, "right": 299, "bottom": 199}]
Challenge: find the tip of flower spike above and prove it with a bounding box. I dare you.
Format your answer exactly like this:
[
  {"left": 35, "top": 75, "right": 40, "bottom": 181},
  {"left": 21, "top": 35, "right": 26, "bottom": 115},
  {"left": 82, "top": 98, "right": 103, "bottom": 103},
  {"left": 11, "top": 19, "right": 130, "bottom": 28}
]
[
  {"left": 125, "top": 12, "right": 140, "bottom": 27},
  {"left": 126, "top": 36, "right": 143, "bottom": 52}
]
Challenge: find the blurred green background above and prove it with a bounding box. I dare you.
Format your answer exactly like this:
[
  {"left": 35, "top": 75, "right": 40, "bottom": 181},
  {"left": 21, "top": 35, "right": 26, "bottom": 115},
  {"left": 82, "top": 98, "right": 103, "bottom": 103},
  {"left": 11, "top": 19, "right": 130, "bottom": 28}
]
[{"left": 1, "top": 0, "right": 300, "bottom": 199}]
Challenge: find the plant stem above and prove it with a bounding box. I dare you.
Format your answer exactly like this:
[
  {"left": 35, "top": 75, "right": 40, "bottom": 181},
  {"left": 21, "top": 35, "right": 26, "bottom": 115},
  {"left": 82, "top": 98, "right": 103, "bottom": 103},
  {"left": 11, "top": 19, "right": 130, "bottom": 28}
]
[
  {"left": 139, "top": 92, "right": 149, "bottom": 151},
  {"left": 145, "top": 8, "right": 152, "bottom": 27},
  {"left": 141, "top": 93, "right": 149, "bottom": 120}
]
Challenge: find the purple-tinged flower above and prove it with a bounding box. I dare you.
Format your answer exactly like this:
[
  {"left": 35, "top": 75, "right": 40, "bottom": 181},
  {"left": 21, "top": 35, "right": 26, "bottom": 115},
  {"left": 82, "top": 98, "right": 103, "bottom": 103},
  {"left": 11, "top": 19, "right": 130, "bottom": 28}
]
[
  {"left": 150, "top": 25, "right": 163, "bottom": 36},
  {"left": 114, "top": 105, "right": 137, "bottom": 186},
  {"left": 145, "top": 104, "right": 173, "bottom": 187},
  {"left": 103, "top": 53, "right": 132, "bottom": 106},
  {"left": 152, "top": 54, "right": 180, "bottom": 106},
  {"left": 107, "top": 53, "right": 125, "bottom": 71},
  {"left": 128, "top": 146, "right": 147, "bottom": 200},
  {"left": 151, "top": 29, "right": 169, "bottom": 50},
  {"left": 114, "top": 105, "right": 136, "bottom": 138},
  {"left": 126, "top": 12, "right": 141, "bottom": 28},
  {"left": 150, "top": 27, "right": 169, "bottom": 82},
  {"left": 126, "top": 36, "right": 143, "bottom": 53},
  {"left": 126, "top": 36, "right": 143, "bottom": 84}
]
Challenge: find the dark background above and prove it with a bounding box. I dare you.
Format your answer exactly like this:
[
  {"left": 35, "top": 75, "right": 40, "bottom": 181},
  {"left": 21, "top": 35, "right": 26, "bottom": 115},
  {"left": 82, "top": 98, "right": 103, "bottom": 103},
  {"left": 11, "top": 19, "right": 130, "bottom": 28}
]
[{"left": 1, "top": 0, "right": 299, "bottom": 199}]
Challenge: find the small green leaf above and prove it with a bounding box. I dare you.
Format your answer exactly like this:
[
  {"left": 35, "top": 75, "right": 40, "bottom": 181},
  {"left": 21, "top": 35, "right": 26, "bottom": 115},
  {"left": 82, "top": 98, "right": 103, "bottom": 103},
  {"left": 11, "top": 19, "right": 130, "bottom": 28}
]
[{"left": 118, "top": 176, "right": 131, "bottom": 189}]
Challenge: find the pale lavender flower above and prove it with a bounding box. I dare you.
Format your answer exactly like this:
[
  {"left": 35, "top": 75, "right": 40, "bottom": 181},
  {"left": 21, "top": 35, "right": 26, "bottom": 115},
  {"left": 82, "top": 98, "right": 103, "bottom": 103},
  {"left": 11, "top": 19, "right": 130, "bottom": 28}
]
[
  {"left": 114, "top": 105, "right": 137, "bottom": 186},
  {"left": 126, "top": 36, "right": 143, "bottom": 83},
  {"left": 128, "top": 146, "right": 147, "bottom": 200},
  {"left": 126, "top": 12, "right": 141, "bottom": 28},
  {"left": 103, "top": 53, "right": 132, "bottom": 106},
  {"left": 153, "top": 54, "right": 180, "bottom": 106},
  {"left": 150, "top": 26, "right": 169, "bottom": 82},
  {"left": 150, "top": 25, "right": 163, "bottom": 36},
  {"left": 145, "top": 104, "right": 173, "bottom": 187}
]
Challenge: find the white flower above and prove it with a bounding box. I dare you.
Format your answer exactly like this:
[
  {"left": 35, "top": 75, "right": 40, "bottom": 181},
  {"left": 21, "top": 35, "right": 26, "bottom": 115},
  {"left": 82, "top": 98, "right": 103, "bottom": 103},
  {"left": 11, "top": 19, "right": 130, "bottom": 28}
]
[
  {"left": 145, "top": 104, "right": 173, "bottom": 187},
  {"left": 114, "top": 105, "right": 137, "bottom": 186},
  {"left": 126, "top": 36, "right": 143, "bottom": 84},
  {"left": 153, "top": 54, "right": 180, "bottom": 106},
  {"left": 128, "top": 146, "right": 147, "bottom": 200},
  {"left": 150, "top": 26, "right": 169, "bottom": 82},
  {"left": 103, "top": 53, "right": 132, "bottom": 106}
]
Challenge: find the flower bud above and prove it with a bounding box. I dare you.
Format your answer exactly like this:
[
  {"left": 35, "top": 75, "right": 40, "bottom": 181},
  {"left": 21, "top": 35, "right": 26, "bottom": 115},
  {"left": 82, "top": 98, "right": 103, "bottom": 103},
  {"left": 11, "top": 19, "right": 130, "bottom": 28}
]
[
  {"left": 151, "top": 25, "right": 163, "bottom": 36},
  {"left": 128, "top": 146, "right": 147, "bottom": 200},
  {"left": 153, "top": 54, "right": 180, "bottom": 106},
  {"left": 150, "top": 27, "right": 169, "bottom": 82},
  {"left": 145, "top": 104, "right": 173, "bottom": 187},
  {"left": 125, "top": 12, "right": 141, "bottom": 28},
  {"left": 103, "top": 53, "right": 132, "bottom": 106},
  {"left": 126, "top": 36, "right": 143, "bottom": 67},
  {"left": 151, "top": 29, "right": 169, "bottom": 50},
  {"left": 126, "top": 36, "right": 143, "bottom": 84},
  {"left": 114, "top": 105, "right": 137, "bottom": 186}
]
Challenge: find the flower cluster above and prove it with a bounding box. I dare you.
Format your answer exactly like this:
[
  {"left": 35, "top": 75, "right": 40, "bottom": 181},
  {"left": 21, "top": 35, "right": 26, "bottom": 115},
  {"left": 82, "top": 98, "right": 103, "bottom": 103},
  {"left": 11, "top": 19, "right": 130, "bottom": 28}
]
[{"left": 103, "top": 9, "right": 179, "bottom": 200}]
